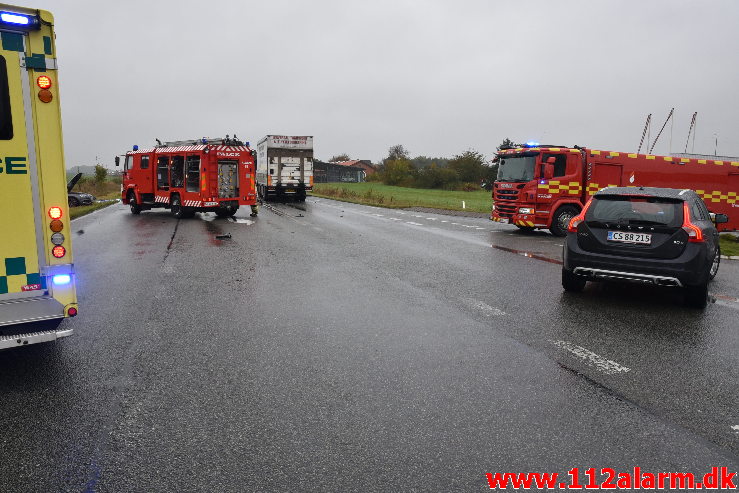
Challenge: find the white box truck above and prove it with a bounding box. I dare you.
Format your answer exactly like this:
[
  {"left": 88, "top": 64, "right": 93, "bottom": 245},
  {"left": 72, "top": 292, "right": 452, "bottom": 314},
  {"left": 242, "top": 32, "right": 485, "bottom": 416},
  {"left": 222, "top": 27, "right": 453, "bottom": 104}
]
[{"left": 256, "top": 135, "right": 313, "bottom": 202}]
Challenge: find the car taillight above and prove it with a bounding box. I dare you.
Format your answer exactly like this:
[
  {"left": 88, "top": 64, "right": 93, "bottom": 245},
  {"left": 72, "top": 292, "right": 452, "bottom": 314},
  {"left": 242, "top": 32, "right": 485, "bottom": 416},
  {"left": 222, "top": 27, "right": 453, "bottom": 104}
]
[
  {"left": 682, "top": 202, "right": 704, "bottom": 242},
  {"left": 567, "top": 199, "right": 593, "bottom": 232}
]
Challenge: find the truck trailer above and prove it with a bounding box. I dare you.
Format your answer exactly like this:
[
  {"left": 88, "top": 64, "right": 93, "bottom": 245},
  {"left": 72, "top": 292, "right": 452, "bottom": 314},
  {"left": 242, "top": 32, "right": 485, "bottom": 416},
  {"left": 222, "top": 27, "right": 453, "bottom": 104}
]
[
  {"left": 256, "top": 135, "right": 313, "bottom": 202},
  {"left": 0, "top": 4, "right": 78, "bottom": 348},
  {"left": 491, "top": 144, "right": 738, "bottom": 236}
]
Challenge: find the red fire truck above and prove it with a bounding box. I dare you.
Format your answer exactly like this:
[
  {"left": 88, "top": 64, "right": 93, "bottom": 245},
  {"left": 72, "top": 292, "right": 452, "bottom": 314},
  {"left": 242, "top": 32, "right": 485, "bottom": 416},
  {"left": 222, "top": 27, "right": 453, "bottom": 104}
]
[
  {"left": 491, "top": 144, "right": 738, "bottom": 236},
  {"left": 118, "top": 137, "right": 258, "bottom": 218}
]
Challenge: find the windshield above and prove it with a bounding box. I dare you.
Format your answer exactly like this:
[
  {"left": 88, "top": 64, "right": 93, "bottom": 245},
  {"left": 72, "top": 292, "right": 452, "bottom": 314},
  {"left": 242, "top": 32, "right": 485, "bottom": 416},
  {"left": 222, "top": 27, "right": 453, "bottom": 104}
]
[
  {"left": 496, "top": 155, "right": 537, "bottom": 182},
  {"left": 586, "top": 196, "right": 683, "bottom": 227}
]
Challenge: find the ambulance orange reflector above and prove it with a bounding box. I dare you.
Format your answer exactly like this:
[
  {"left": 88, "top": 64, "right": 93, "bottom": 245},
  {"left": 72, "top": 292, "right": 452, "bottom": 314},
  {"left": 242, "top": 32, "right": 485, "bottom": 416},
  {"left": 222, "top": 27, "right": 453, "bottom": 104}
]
[
  {"left": 52, "top": 245, "right": 66, "bottom": 258},
  {"left": 37, "top": 75, "right": 52, "bottom": 89},
  {"left": 49, "top": 219, "right": 63, "bottom": 232},
  {"left": 38, "top": 89, "right": 53, "bottom": 103},
  {"left": 48, "top": 206, "right": 63, "bottom": 219}
]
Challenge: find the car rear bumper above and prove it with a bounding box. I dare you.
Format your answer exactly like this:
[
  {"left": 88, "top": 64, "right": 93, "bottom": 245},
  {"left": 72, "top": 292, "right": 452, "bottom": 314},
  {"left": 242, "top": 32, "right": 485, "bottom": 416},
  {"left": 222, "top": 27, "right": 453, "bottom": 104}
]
[{"left": 563, "top": 234, "right": 711, "bottom": 287}]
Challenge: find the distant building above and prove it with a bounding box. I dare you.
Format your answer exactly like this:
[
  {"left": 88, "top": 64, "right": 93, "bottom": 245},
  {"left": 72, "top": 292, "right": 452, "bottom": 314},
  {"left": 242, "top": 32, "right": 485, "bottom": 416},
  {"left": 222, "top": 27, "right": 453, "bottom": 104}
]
[
  {"left": 313, "top": 159, "right": 376, "bottom": 183},
  {"left": 334, "top": 160, "right": 377, "bottom": 176}
]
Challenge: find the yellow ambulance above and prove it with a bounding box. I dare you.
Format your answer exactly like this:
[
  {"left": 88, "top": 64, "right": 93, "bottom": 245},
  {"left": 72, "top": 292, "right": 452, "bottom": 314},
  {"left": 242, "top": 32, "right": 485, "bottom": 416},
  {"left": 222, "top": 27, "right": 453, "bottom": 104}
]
[{"left": 0, "top": 4, "right": 77, "bottom": 348}]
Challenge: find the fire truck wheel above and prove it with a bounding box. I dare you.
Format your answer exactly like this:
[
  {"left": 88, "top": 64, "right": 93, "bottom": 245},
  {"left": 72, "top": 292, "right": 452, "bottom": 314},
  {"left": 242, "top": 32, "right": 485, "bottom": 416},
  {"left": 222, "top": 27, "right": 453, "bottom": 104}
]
[
  {"left": 170, "top": 195, "right": 186, "bottom": 219},
  {"left": 562, "top": 268, "right": 586, "bottom": 292},
  {"left": 128, "top": 192, "right": 141, "bottom": 215},
  {"left": 550, "top": 205, "right": 579, "bottom": 237}
]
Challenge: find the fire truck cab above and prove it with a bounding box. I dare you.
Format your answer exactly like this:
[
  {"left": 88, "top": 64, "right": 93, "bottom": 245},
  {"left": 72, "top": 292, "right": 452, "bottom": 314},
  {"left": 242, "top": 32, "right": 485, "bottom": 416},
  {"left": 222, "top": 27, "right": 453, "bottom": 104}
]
[{"left": 119, "top": 137, "right": 258, "bottom": 218}]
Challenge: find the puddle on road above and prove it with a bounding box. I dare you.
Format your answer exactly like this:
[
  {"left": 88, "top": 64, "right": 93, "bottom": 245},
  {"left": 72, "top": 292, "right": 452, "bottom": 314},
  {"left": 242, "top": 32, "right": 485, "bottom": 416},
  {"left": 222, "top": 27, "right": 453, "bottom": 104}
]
[{"left": 490, "top": 244, "right": 562, "bottom": 265}]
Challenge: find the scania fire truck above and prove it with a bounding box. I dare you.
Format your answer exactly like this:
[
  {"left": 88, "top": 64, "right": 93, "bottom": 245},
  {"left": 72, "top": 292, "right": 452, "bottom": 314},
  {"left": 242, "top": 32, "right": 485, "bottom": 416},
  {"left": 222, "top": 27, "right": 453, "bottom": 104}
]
[
  {"left": 491, "top": 144, "right": 738, "bottom": 236},
  {"left": 0, "top": 4, "right": 78, "bottom": 348},
  {"left": 119, "top": 137, "right": 258, "bottom": 218},
  {"left": 256, "top": 135, "right": 313, "bottom": 201}
]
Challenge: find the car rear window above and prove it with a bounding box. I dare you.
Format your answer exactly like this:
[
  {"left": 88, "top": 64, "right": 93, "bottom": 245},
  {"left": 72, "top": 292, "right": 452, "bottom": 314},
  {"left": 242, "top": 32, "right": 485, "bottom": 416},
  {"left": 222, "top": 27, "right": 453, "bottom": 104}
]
[{"left": 586, "top": 196, "right": 683, "bottom": 227}]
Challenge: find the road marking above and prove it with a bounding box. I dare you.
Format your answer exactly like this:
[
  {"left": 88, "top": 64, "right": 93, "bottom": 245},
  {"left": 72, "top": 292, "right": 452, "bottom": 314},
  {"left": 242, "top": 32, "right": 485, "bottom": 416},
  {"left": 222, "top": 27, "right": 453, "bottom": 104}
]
[
  {"left": 552, "top": 340, "right": 631, "bottom": 375},
  {"left": 406, "top": 221, "right": 423, "bottom": 226},
  {"left": 464, "top": 299, "right": 506, "bottom": 316},
  {"left": 441, "top": 220, "right": 448, "bottom": 223},
  {"left": 475, "top": 227, "right": 485, "bottom": 230},
  {"left": 731, "top": 425, "right": 739, "bottom": 433},
  {"left": 389, "top": 217, "right": 402, "bottom": 221},
  {"left": 413, "top": 215, "right": 423, "bottom": 218},
  {"left": 426, "top": 217, "right": 437, "bottom": 220}
]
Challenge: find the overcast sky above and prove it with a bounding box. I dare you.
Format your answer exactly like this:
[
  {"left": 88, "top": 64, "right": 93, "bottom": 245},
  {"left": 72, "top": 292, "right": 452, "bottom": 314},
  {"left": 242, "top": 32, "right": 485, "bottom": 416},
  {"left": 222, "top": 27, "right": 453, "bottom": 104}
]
[{"left": 36, "top": 0, "right": 739, "bottom": 167}]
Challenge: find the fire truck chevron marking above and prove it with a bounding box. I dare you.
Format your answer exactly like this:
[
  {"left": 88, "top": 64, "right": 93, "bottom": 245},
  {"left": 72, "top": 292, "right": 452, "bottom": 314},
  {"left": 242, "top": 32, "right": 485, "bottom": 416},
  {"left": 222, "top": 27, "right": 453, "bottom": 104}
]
[
  {"left": 538, "top": 181, "right": 582, "bottom": 195},
  {"left": 154, "top": 195, "right": 170, "bottom": 204},
  {"left": 695, "top": 190, "right": 738, "bottom": 204}
]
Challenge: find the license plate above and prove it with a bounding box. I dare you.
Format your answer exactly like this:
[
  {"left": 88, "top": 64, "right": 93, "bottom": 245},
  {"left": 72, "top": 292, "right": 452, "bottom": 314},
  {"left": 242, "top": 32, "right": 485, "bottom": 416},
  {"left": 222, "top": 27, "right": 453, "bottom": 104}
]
[
  {"left": 607, "top": 231, "right": 652, "bottom": 244},
  {"left": 499, "top": 218, "right": 509, "bottom": 224},
  {"left": 286, "top": 189, "right": 295, "bottom": 193}
]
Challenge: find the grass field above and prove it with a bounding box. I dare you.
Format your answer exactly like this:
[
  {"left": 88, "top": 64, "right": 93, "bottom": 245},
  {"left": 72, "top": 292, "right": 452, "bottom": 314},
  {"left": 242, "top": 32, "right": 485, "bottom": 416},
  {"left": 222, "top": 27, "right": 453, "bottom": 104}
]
[
  {"left": 312, "top": 182, "right": 492, "bottom": 213},
  {"left": 69, "top": 200, "right": 117, "bottom": 220},
  {"left": 720, "top": 234, "right": 739, "bottom": 257}
]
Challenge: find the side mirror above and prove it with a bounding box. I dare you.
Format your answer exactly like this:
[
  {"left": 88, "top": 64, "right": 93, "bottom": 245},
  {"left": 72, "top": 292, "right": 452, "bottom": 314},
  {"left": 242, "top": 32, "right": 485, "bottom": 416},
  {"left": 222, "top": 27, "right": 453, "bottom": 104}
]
[
  {"left": 712, "top": 213, "right": 729, "bottom": 224},
  {"left": 543, "top": 163, "right": 554, "bottom": 180},
  {"left": 115, "top": 156, "right": 120, "bottom": 167}
]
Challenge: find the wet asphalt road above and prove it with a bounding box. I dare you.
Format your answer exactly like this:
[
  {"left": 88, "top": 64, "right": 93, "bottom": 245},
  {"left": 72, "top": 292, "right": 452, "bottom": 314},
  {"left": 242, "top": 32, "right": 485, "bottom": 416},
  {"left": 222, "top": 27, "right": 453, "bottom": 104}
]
[{"left": 1, "top": 198, "right": 737, "bottom": 492}]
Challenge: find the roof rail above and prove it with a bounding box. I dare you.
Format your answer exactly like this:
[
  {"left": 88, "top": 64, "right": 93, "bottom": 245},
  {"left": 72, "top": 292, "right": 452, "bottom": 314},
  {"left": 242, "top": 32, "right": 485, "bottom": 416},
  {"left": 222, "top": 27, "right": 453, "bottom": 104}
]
[{"left": 160, "top": 135, "right": 247, "bottom": 147}]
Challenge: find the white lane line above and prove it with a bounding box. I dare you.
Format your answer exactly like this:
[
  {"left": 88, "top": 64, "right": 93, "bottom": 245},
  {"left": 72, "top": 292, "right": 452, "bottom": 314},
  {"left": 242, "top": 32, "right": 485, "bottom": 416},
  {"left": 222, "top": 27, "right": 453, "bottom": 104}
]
[
  {"left": 551, "top": 340, "right": 631, "bottom": 375},
  {"left": 475, "top": 227, "right": 485, "bottom": 230},
  {"left": 389, "top": 217, "right": 402, "bottom": 221},
  {"left": 451, "top": 222, "right": 460, "bottom": 225},
  {"left": 464, "top": 299, "right": 506, "bottom": 316},
  {"left": 413, "top": 215, "right": 423, "bottom": 218},
  {"left": 441, "top": 220, "right": 449, "bottom": 223},
  {"left": 406, "top": 221, "right": 423, "bottom": 226},
  {"left": 731, "top": 425, "right": 739, "bottom": 432},
  {"left": 426, "top": 217, "right": 437, "bottom": 221}
]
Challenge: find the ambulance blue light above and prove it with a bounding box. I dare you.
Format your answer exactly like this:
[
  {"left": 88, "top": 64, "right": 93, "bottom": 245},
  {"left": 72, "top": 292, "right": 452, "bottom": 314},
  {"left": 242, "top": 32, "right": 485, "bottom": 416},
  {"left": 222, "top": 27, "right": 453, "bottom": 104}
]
[
  {"left": 525, "top": 141, "right": 540, "bottom": 147},
  {"left": 52, "top": 274, "right": 71, "bottom": 285},
  {"left": 202, "top": 137, "right": 207, "bottom": 144},
  {"left": 245, "top": 141, "right": 250, "bottom": 147},
  {"left": 0, "top": 12, "right": 30, "bottom": 25},
  {"left": 133, "top": 145, "right": 139, "bottom": 151}
]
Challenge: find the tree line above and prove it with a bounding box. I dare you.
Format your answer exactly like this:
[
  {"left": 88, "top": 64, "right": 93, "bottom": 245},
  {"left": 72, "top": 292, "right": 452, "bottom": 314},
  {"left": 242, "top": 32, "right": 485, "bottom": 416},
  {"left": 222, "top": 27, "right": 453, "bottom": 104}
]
[{"left": 329, "top": 141, "right": 517, "bottom": 191}]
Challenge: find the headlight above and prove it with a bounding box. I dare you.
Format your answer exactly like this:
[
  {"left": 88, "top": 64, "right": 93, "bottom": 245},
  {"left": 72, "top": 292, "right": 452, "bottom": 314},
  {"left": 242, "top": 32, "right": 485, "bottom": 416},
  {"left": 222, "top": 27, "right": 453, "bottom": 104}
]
[
  {"left": 518, "top": 207, "right": 534, "bottom": 214},
  {"left": 491, "top": 204, "right": 496, "bottom": 212}
]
